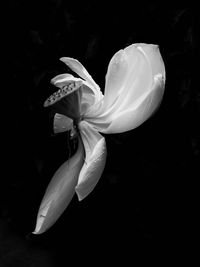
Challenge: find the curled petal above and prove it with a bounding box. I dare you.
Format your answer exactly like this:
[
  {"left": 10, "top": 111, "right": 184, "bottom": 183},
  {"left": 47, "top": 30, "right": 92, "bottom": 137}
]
[
  {"left": 51, "top": 73, "right": 79, "bottom": 85},
  {"left": 103, "top": 49, "right": 130, "bottom": 110},
  {"left": 33, "top": 137, "right": 84, "bottom": 234},
  {"left": 60, "top": 57, "right": 103, "bottom": 103},
  {"left": 75, "top": 121, "right": 107, "bottom": 201},
  {"left": 131, "top": 43, "right": 166, "bottom": 80},
  {"left": 86, "top": 43, "right": 165, "bottom": 133},
  {"left": 102, "top": 74, "right": 165, "bottom": 133},
  {"left": 88, "top": 74, "right": 165, "bottom": 133},
  {"left": 103, "top": 43, "right": 153, "bottom": 112},
  {"left": 54, "top": 113, "right": 73, "bottom": 133}
]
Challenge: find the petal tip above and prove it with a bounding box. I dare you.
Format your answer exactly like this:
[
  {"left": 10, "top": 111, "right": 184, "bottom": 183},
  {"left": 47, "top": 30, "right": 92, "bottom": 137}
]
[
  {"left": 59, "top": 57, "right": 66, "bottom": 62},
  {"left": 32, "top": 230, "right": 40, "bottom": 235},
  {"left": 59, "top": 57, "right": 74, "bottom": 64},
  {"left": 59, "top": 57, "right": 70, "bottom": 65},
  {"left": 75, "top": 189, "right": 84, "bottom": 201}
]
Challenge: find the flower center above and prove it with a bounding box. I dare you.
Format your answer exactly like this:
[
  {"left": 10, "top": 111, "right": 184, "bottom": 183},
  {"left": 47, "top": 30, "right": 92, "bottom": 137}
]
[{"left": 44, "top": 81, "right": 83, "bottom": 121}]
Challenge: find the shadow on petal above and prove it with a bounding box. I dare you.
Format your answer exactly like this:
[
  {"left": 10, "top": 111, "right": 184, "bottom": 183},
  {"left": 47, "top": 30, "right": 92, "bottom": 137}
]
[
  {"left": 33, "top": 137, "right": 84, "bottom": 234},
  {"left": 103, "top": 74, "right": 165, "bottom": 133},
  {"left": 53, "top": 113, "right": 73, "bottom": 133},
  {"left": 75, "top": 121, "right": 107, "bottom": 201}
]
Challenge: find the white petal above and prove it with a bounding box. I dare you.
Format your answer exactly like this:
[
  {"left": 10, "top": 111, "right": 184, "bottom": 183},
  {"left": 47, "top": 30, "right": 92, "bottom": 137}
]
[
  {"left": 51, "top": 73, "right": 78, "bottom": 84},
  {"left": 53, "top": 113, "right": 73, "bottom": 133},
  {"left": 90, "top": 74, "right": 165, "bottom": 133},
  {"left": 86, "top": 44, "right": 165, "bottom": 133},
  {"left": 60, "top": 57, "right": 103, "bottom": 103},
  {"left": 131, "top": 43, "right": 166, "bottom": 79},
  {"left": 33, "top": 137, "right": 84, "bottom": 234},
  {"left": 75, "top": 121, "right": 107, "bottom": 201},
  {"left": 103, "top": 43, "right": 152, "bottom": 112},
  {"left": 103, "top": 49, "right": 129, "bottom": 109}
]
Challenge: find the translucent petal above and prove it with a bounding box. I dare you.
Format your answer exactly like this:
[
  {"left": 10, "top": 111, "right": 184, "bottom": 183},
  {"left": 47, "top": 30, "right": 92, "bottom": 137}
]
[
  {"left": 75, "top": 121, "right": 107, "bottom": 201},
  {"left": 33, "top": 137, "right": 84, "bottom": 234},
  {"left": 60, "top": 57, "right": 103, "bottom": 103},
  {"left": 80, "top": 83, "right": 96, "bottom": 115},
  {"left": 53, "top": 113, "right": 73, "bottom": 133}
]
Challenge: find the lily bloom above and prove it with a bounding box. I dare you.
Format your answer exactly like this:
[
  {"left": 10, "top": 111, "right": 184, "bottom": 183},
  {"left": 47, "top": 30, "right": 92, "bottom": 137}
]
[{"left": 33, "top": 43, "right": 165, "bottom": 234}]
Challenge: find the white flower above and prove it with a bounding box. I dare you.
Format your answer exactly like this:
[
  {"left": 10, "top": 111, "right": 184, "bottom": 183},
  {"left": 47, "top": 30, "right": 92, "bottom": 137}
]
[{"left": 33, "top": 43, "right": 165, "bottom": 234}]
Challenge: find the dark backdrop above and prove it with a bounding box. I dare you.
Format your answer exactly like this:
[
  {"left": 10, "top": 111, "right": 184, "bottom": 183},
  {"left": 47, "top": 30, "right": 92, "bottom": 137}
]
[{"left": 1, "top": 1, "right": 199, "bottom": 266}]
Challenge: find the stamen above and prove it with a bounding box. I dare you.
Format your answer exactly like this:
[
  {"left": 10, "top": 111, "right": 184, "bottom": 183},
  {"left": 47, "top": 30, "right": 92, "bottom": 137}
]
[{"left": 70, "top": 124, "right": 79, "bottom": 139}]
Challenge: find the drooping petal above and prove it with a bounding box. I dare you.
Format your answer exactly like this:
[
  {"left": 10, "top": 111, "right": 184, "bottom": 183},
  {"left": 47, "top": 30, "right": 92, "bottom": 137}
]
[
  {"left": 53, "top": 113, "right": 73, "bottom": 133},
  {"left": 33, "top": 137, "right": 84, "bottom": 234},
  {"left": 60, "top": 57, "right": 103, "bottom": 104},
  {"left": 75, "top": 121, "right": 107, "bottom": 201},
  {"left": 85, "top": 43, "right": 165, "bottom": 134}
]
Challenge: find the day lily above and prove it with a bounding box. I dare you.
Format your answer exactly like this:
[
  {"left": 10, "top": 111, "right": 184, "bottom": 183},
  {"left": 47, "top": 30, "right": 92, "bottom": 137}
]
[{"left": 33, "top": 43, "right": 165, "bottom": 234}]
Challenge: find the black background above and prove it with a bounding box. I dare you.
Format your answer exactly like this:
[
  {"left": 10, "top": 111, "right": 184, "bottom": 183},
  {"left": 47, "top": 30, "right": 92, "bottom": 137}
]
[{"left": 1, "top": 1, "right": 199, "bottom": 266}]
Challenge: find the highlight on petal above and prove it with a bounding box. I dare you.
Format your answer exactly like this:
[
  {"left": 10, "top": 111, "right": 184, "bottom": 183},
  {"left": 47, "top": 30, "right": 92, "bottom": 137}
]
[
  {"left": 53, "top": 113, "right": 73, "bottom": 134},
  {"left": 60, "top": 57, "right": 103, "bottom": 103},
  {"left": 75, "top": 121, "right": 107, "bottom": 201},
  {"left": 103, "top": 49, "right": 129, "bottom": 109},
  {"left": 51, "top": 73, "right": 79, "bottom": 85},
  {"left": 132, "top": 43, "right": 166, "bottom": 80},
  {"left": 33, "top": 137, "right": 84, "bottom": 234}
]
